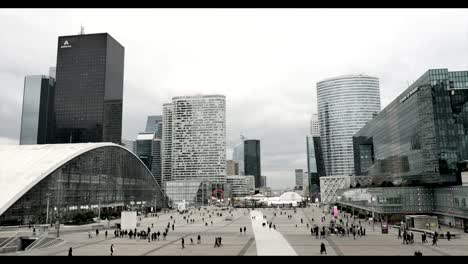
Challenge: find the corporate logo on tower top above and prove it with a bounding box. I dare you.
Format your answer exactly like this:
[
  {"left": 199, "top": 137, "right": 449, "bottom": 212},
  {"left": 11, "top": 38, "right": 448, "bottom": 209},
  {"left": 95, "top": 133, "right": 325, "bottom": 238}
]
[{"left": 60, "top": 40, "right": 72, "bottom": 49}]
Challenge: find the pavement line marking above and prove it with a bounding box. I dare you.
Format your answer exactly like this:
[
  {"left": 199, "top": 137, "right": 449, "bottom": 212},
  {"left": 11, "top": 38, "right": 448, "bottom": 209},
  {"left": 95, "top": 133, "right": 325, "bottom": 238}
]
[
  {"left": 250, "top": 210, "right": 297, "bottom": 256},
  {"left": 237, "top": 236, "right": 254, "bottom": 256}
]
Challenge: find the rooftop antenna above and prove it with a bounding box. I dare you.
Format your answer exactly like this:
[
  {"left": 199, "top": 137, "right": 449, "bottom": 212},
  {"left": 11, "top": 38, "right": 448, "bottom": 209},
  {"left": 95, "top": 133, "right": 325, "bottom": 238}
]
[{"left": 80, "top": 24, "right": 85, "bottom": 35}]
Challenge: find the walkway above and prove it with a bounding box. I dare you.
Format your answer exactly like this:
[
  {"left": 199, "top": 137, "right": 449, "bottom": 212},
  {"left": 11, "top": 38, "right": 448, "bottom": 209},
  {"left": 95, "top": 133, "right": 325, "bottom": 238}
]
[{"left": 250, "top": 210, "right": 297, "bottom": 256}]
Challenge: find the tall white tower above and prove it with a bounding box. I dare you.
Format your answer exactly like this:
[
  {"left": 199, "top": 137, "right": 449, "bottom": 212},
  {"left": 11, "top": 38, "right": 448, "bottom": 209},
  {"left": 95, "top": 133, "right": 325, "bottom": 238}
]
[{"left": 317, "top": 75, "right": 380, "bottom": 177}]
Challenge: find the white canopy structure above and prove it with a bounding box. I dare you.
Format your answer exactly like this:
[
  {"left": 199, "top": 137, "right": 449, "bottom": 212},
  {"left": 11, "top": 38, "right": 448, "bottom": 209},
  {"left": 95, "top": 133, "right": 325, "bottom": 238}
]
[{"left": 0, "top": 143, "right": 150, "bottom": 217}]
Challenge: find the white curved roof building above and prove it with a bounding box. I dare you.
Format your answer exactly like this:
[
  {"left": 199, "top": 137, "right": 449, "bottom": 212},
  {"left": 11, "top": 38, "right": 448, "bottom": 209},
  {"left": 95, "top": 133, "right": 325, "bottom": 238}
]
[{"left": 0, "top": 143, "right": 167, "bottom": 226}]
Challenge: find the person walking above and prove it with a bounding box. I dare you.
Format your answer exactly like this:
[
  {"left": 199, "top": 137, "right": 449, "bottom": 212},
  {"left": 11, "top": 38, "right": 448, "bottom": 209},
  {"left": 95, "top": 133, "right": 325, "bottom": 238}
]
[
  {"left": 110, "top": 244, "right": 115, "bottom": 256},
  {"left": 181, "top": 238, "right": 185, "bottom": 249},
  {"left": 240, "top": 227, "right": 243, "bottom": 234},
  {"left": 432, "top": 236, "right": 438, "bottom": 246},
  {"left": 96, "top": 229, "right": 99, "bottom": 237},
  {"left": 88, "top": 231, "right": 92, "bottom": 239},
  {"left": 243, "top": 226, "right": 246, "bottom": 233},
  {"left": 197, "top": 234, "right": 201, "bottom": 244},
  {"left": 320, "top": 242, "right": 327, "bottom": 255},
  {"left": 214, "top": 237, "right": 218, "bottom": 248},
  {"left": 190, "top": 238, "right": 194, "bottom": 245},
  {"left": 447, "top": 231, "right": 451, "bottom": 241},
  {"left": 105, "top": 230, "right": 108, "bottom": 239},
  {"left": 68, "top": 247, "right": 73, "bottom": 256}
]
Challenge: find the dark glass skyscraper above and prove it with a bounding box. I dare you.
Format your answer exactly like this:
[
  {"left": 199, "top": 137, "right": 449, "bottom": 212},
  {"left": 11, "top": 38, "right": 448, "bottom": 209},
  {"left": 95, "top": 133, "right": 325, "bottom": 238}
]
[
  {"left": 244, "top": 140, "right": 261, "bottom": 188},
  {"left": 54, "top": 33, "right": 124, "bottom": 144},
  {"left": 353, "top": 69, "right": 468, "bottom": 187},
  {"left": 233, "top": 139, "right": 262, "bottom": 188},
  {"left": 306, "top": 135, "right": 326, "bottom": 198},
  {"left": 20, "top": 75, "right": 56, "bottom": 145}
]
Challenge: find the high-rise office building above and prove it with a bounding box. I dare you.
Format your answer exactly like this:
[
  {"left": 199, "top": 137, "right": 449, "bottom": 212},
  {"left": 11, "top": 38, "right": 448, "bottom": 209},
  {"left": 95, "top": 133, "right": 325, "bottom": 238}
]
[
  {"left": 353, "top": 69, "right": 468, "bottom": 187},
  {"left": 135, "top": 132, "right": 154, "bottom": 170},
  {"left": 49, "top": 67, "right": 56, "bottom": 79},
  {"left": 233, "top": 139, "right": 262, "bottom": 188},
  {"left": 310, "top": 113, "right": 320, "bottom": 137},
  {"left": 227, "top": 160, "right": 239, "bottom": 175},
  {"left": 20, "top": 75, "right": 56, "bottom": 145},
  {"left": 161, "top": 103, "right": 173, "bottom": 189},
  {"left": 151, "top": 138, "right": 162, "bottom": 187},
  {"left": 162, "top": 95, "right": 226, "bottom": 205},
  {"left": 260, "top": 175, "right": 267, "bottom": 187},
  {"left": 337, "top": 69, "right": 468, "bottom": 226},
  {"left": 145, "top": 115, "right": 163, "bottom": 137},
  {"left": 295, "top": 169, "right": 304, "bottom": 187},
  {"left": 306, "top": 135, "right": 326, "bottom": 198},
  {"left": 171, "top": 95, "right": 226, "bottom": 181},
  {"left": 54, "top": 33, "right": 124, "bottom": 144},
  {"left": 121, "top": 138, "right": 135, "bottom": 153},
  {"left": 317, "top": 75, "right": 380, "bottom": 176}
]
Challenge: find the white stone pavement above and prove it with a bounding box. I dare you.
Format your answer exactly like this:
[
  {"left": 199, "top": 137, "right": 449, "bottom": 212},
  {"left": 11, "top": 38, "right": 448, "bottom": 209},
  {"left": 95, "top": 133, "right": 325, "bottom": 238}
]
[{"left": 250, "top": 210, "right": 297, "bottom": 256}]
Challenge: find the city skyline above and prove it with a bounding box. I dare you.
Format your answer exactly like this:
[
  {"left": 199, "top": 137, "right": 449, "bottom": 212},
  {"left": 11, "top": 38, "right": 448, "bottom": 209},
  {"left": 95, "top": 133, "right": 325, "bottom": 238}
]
[{"left": 2, "top": 9, "right": 468, "bottom": 189}]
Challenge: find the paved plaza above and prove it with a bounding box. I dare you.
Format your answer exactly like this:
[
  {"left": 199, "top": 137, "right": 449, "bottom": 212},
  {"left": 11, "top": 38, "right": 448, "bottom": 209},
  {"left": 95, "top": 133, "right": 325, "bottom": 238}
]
[{"left": 3, "top": 205, "right": 468, "bottom": 256}]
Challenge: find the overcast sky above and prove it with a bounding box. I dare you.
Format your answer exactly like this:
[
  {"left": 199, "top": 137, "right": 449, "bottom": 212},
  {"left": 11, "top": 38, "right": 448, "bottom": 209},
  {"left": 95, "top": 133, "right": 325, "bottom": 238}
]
[{"left": 1, "top": 9, "right": 468, "bottom": 189}]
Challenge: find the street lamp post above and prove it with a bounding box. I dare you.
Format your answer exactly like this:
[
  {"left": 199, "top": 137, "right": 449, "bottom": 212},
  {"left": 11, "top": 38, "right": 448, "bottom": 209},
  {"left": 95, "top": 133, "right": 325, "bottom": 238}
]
[
  {"left": 98, "top": 197, "right": 101, "bottom": 222},
  {"left": 45, "top": 193, "right": 51, "bottom": 226}
]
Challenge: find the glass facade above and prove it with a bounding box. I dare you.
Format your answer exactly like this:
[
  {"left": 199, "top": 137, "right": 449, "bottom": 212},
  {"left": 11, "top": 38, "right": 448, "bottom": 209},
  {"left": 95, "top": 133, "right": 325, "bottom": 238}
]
[
  {"left": 233, "top": 140, "right": 261, "bottom": 188},
  {"left": 0, "top": 146, "right": 167, "bottom": 226},
  {"left": 244, "top": 140, "right": 261, "bottom": 188},
  {"left": 295, "top": 169, "right": 303, "bottom": 187},
  {"left": 145, "top": 115, "right": 163, "bottom": 137},
  {"left": 353, "top": 69, "right": 468, "bottom": 187},
  {"left": 307, "top": 136, "right": 325, "bottom": 197},
  {"left": 337, "top": 186, "right": 468, "bottom": 226},
  {"left": 54, "top": 33, "right": 124, "bottom": 144},
  {"left": 135, "top": 133, "right": 154, "bottom": 170},
  {"left": 317, "top": 75, "right": 381, "bottom": 176},
  {"left": 232, "top": 141, "right": 245, "bottom": 175},
  {"left": 165, "top": 181, "right": 228, "bottom": 207},
  {"left": 20, "top": 75, "right": 56, "bottom": 145}
]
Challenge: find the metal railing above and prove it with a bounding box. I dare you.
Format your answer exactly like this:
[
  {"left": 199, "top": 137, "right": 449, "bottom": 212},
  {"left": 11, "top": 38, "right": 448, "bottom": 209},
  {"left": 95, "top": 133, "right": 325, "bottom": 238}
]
[{"left": 25, "top": 231, "right": 49, "bottom": 251}]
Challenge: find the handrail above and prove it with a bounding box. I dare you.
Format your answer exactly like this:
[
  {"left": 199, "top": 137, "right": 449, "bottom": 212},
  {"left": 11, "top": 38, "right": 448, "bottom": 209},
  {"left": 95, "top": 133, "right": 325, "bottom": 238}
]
[
  {"left": 0, "top": 232, "right": 18, "bottom": 248},
  {"left": 25, "top": 231, "right": 49, "bottom": 251}
]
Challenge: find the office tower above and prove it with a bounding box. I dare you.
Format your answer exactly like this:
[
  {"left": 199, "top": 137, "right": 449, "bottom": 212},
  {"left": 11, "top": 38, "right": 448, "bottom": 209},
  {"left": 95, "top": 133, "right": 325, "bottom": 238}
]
[
  {"left": 145, "top": 115, "right": 163, "bottom": 137},
  {"left": 310, "top": 113, "right": 320, "bottom": 136},
  {"left": 306, "top": 135, "right": 326, "bottom": 198},
  {"left": 151, "top": 138, "right": 162, "bottom": 187},
  {"left": 49, "top": 67, "right": 56, "bottom": 79},
  {"left": 121, "top": 138, "right": 135, "bottom": 153},
  {"left": 233, "top": 139, "right": 262, "bottom": 188},
  {"left": 171, "top": 95, "right": 226, "bottom": 181},
  {"left": 161, "top": 103, "right": 174, "bottom": 189},
  {"left": 162, "top": 95, "right": 226, "bottom": 206},
  {"left": 353, "top": 69, "right": 468, "bottom": 187},
  {"left": 20, "top": 75, "right": 56, "bottom": 145},
  {"left": 260, "top": 175, "right": 267, "bottom": 187},
  {"left": 54, "top": 33, "right": 124, "bottom": 144},
  {"left": 295, "top": 169, "right": 304, "bottom": 187},
  {"left": 227, "top": 175, "right": 255, "bottom": 197},
  {"left": 227, "top": 160, "right": 239, "bottom": 175},
  {"left": 317, "top": 74, "right": 380, "bottom": 176},
  {"left": 135, "top": 132, "right": 154, "bottom": 170}
]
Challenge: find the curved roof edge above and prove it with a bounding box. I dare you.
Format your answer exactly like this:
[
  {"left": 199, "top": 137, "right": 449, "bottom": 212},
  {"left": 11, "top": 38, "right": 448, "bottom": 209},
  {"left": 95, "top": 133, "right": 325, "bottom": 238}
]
[
  {"left": 317, "top": 74, "right": 379, "bottom": 85},
  {"left": 0, "top": 143, "right": 164, "bottom": 217}
]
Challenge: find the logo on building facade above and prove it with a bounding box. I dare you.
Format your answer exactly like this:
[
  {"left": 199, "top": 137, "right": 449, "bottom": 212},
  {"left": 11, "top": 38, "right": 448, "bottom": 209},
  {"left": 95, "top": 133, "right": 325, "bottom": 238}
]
[{"left": 60, "top": 40, "right": 72, "bottom": 49}]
